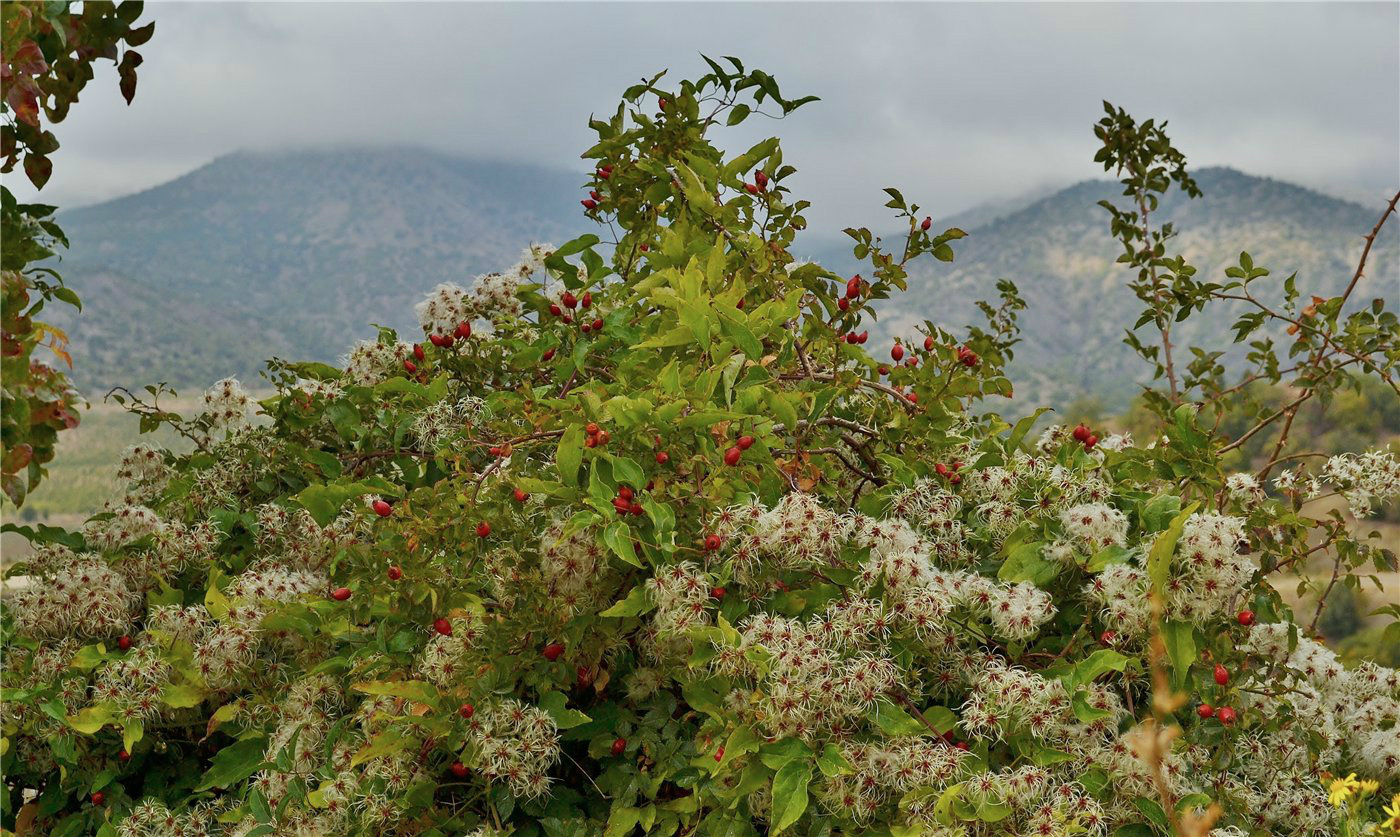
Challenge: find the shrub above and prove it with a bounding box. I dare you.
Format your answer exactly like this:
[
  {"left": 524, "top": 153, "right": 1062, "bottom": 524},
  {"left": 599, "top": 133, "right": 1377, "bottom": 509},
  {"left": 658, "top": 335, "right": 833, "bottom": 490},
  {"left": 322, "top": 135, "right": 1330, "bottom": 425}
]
[{"left": 3, "top": 60, "right": 1399, "bottom": 837}]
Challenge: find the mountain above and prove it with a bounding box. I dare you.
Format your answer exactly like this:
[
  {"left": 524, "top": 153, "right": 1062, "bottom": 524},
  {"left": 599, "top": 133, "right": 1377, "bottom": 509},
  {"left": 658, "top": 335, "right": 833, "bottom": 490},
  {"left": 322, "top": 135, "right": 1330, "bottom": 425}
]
[
  {"left": 46, "top": 153, "right": 1397, "bottom": 409},
  {"left": 47, "top": 148, "right": 585, "bottom": 392},
  {"left": 821, "top": 167, "right": 1399, "bottom": 409}
]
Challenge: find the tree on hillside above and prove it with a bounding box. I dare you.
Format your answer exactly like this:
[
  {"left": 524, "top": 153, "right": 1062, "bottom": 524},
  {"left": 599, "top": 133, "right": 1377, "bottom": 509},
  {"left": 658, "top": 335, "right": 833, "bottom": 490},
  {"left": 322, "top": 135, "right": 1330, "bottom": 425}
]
[
  {"left": 2, "top": 59, "right": 1399, "bottom": 837},
  {"left": 1, "top": 0, "right": 154, "bottom": 505}
]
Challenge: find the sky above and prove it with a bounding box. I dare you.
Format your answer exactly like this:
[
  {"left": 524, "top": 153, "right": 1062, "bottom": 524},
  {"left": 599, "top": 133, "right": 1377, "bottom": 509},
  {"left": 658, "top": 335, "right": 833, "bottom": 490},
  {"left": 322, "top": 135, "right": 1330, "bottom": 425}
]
[{"left": 6, "top": 1, "right": 1398, "bottom": 233}]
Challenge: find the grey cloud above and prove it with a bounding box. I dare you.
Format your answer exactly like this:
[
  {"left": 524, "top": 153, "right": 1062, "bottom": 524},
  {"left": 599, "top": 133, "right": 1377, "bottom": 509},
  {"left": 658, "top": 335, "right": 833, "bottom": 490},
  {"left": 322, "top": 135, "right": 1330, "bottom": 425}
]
[{"left": 6, "top": 1, "right": 1396, "bottom": 233}]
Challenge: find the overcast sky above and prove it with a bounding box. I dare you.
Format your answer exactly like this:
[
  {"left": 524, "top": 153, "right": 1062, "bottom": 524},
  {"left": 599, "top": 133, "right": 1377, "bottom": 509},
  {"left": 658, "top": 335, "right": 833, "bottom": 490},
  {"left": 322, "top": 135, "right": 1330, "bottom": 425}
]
[{"left": 7, "top": 1, "right": 1398, "bottom": 232}]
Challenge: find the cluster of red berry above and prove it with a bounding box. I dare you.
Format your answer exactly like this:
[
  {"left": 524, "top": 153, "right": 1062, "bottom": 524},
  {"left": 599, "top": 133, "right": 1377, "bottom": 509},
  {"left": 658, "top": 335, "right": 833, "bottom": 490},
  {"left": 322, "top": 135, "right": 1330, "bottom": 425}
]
[
  {"left": 582, "top": 164, "right": 614, "bottom": 211},
  {"left": 722, "top": 432, "right": 755, "bottom": 467},
  {"left": 1071, "top": 423, "right": 1098, "bottom": 451},
  {"left": 742, "top": 168, "right": 770, "bottom": 195},
  {"left": 611, "top": 484, "right": 645, "bottom": 517}
]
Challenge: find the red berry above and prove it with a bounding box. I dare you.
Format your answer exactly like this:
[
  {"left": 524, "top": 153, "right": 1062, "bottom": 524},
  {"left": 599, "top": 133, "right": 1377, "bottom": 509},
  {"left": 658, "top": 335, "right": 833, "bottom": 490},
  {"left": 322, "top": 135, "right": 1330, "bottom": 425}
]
[
  {"left": 655, "top": 451, "right": 670, "bottom": 464},
  {"left": 906, "top": 392, "right": 918, "bottom": 403},
  {"left": 1100, "top": 630, "right": 1116, "bottom": 645},
  {"left": 585, "top": 436, "right": 597, "bottom": 448},
  {"left": 581, "top": 199, "right": 598, "bottom": 210},
  {"left": 455, "top": 322, "right": 472, "bottom": 340},
  {"left": 331, "top": 587, "right": 351, "bottom": 601},
  {"left": 434, "top": 618, "right": 452, "bottom": 636},
  {"left": 488, "top": 446, "right": 502, "bottom": 457},
  {"left": 923, "top": 335, "right": 935, "bottom": 351},
  {"left": 878, "top": 366, "right": 890, "bottom": 376},
  {"left": 542, "top": 347, "right": 556, "bottom": 361},
  {"left": 954, "top": 741, "right": 969, "bottom": 751},
  {"left": 618, "top": 486, "right": 634, "bottom": 501},
  {"left": 387, "top": 565, "right": 403, "bottom": 580},
  {"left": 704, "top": 534, "right": 722, "bottom": 551},
  {"left": 1215, "top": 706, "right": 1237, "bottom": 726},
  {"left": 542, "top": 642, "right": 565, "bottom": 661},
  {"left": 891, "top": 344, "right": 905, "bottom": 362},
  {"left": 613, "top": 497, "right": 632, "bottom": 514},
  {"left": 754, "top": 170, "right": 769, "bottom": 189},
  {"left": 640, "top": 243, "right": 649, "bottom": 252},
  {"left": 450, "top": 761, "right": 469, "bottom": 778},
  {"left": 596, "top": 430, "right": 610, "bottom": 444},
  {"left": 950, "top": 474, "right": 962, "bottom": 485},
  {"left": 1072, "top": 424, "right": 1090, "bottom": 442},
  {"left": 935, "top": 463, "right": 950, "bottom": 477},
  {"left": 630, "top": 502, "right": 644, "bottom": 516},
  {"left": 513, "top": 488, "right": 528, "bottom": 503},
  {"left": 920, "top": 216, "right": 932, "bottom": 231},
  {"left": 737, "top": 435, "right": 755, "bottom": 451},
  {"left": 845, "top": 332, "right": 859, "bottom": 345},
  {"left": 744, "top": 183, "right": 759, "bottom": 195},
  {"left": 117, "top": 635, "right": 132, "bottom": 651},
  {"left": 549, "top": 303, "right": 563, "bottom": 317},
  {"left": 714, "top": 746, "right": 725, "bottom": 762},
  {"left": 591, "top": 318, "right": 604, "bottom": 331},
  {"left": 413, "top": 344, "right": 426, "bottom": 362},
  {"left": 1237, "top": 610, "right": 1255, "bottom": 626},
  {"left": 403, "top": 359, "right": 417, "bottom": 374},
  {"left": 611, "top": 737, "right": 627, "bottom": 756},
  {"left": 858, "top": 331, "right": 869, "bottom": 344},
  {"left": 562, "top": 292, "right": 578, "bottom": 310},
  {"left": 429, "top": 333, "right": 452, "bottom": 348},
  {"left": 1197, "top": 703, "right": 1214, "bottom": 719},
  {"left": 119, "top": 749, "right": 130, "bottom": 761},
  {"left": 723, "top": 446, "right": 742, "bottom": 466},
  {"left": 459, "top": 703, "right": 475, "bottom": 719},
  {"left": 1084, "top": 435, "right": 1098, "bottom": 450},
  {"left": 1214, "top": 664, "right": 1229, "bottom": 685},
  {"left": 711, "top": 586, "right": 726, "bottom": 599},
  {"left": 373, "top": 499, "right": 392, "bottom": 517},
  {"left": 91, "top": 792, "right": 105, "bottom": 806},
  {"left": 581, "top": 292, "right": 593, "bottom": 309},
  {"left": 589, "top": 190, "right": 601, "bottom": 202},
  {"left": 597, "top": 168, "right": 612, "bottom": 180},
  {"left": 476, "top": 521, "right": 491, "bottom": 538},
  {"left": 837, "top": 297, "right": 850, "bottom": 312},
  {"left": 586, "top": 422, "right": 600, "bottom": 435}
]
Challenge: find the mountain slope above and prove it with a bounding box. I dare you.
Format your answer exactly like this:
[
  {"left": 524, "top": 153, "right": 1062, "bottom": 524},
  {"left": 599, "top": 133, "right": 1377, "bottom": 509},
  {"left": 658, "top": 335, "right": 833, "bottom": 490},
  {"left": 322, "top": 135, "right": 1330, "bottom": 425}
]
[
  {"left": 46, "top": 154, "right": 1397, "bottom": 408},
  {"left": 859, "top": 168, "right": 1399, "bottom": 408},
  {"left": 48, "top": 148, "right": 585, "bottom": 391}
]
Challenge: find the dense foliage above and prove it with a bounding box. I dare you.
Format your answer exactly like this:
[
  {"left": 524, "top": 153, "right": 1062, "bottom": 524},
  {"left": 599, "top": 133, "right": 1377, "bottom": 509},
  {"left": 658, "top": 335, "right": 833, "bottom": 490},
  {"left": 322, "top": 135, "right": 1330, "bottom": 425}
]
[
  {"left": 3, "top": 59, "right": 1399, "bottom": 837},
  {"left": 1, "top": 0, "right": 153, "bottom": 504}
]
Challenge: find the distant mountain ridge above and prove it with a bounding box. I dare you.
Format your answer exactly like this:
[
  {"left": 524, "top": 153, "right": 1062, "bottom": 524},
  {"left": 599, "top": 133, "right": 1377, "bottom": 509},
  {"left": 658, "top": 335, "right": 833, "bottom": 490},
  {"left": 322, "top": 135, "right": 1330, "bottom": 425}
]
[
  {"left": 48, "top": 148, "right": 583, "bottom": 392},
  {"left": 46, "top": 150, "right": 1398, "bottom": 408}
]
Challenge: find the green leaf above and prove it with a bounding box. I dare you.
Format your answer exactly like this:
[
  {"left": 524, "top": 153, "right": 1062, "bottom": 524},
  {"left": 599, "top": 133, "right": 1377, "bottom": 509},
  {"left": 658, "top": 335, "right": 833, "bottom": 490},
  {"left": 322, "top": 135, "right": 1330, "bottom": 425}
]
[
  {"left": 998, "top": 541, "right": 1059, "bottom": 586},
  {"left": 123, "top": 720, "right": 144, "bottom": 754},
  {"left": 769, "top": 760, "right": 812, "bottom": 833},
  {"left": 1147, "top": 502, "right": 1199, "bottom": 596},
  {"left": 351, "top": 680, "right": 438, "bottom": 706},
  {"left": 866, "top": 699, "right": 929, "bottom": 737},
  {"left": 1073, "top": 649, "right": 1130, "bottom": 688},
  {"left": 604, "top": 806, "right": 641, "bottom": 837},
  {"left": 602, "top": 522, "right": 643, "bottom": 568},
  {"left": 557, "top": 426, "right": 585, "bottom": 486},
  {"left": 816, "top": 742, "right": 855, "bottom": 777},
  {"left": 351, "top": 728, "right": 407, "bottom": 768},
  {"left": 1161, "top": 620, "right": 1196, "bottom": 690},
  {"left": 296, "top": 481, "right": 382, "bottom": 526},
  {"left": 1071, "top": 690, "right": 1112, "bottom": 723},
  {"left": 194, "top": 735, "right": 268, "bottom": 791},
  {"left": 599, "top": 585, "right": 655, "bottom": 618},
  {"left": 161, "top": 683, "right": 205, "bottom": 709},
  {"left": 538, "top": 691, "right": 592, "bottom": 729},
  {"left": 66, "top": 704, "right": 114, "bottom": 735}
]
